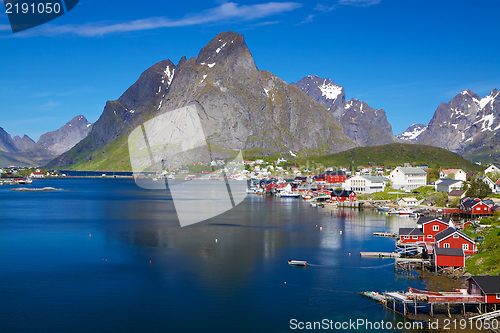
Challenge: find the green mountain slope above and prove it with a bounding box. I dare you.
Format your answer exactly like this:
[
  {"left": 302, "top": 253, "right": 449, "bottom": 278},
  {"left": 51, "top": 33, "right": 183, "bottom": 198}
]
[{"left": 295, "top": 143, "right": 484, "bottom": 172}]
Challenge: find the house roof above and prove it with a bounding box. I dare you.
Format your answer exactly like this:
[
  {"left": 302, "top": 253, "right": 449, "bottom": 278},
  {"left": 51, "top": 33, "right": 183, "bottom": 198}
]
[
  {"left": 436, "top": 178, "right": 462, "bottom": 186},
  {"left": 397, "top": 167, "right": 427, "bottom": 175},
  {"left": 441, "top": 169, "right": 462, "bottom": 174},
  {"left": 435, "top": 227, "right": 473, "bottom": 243},
  {"left": 416, "top": 216, "right": 451, "bottom": 225},
  {"left": 360, "top": 175, "right": 388, "bottom": 183},
  {"left": 467, "top": 276, "right": 500, "bottom": 294},
  {"left": 399, "top": 227, "right": 425, "bottom": 236},
  {"left": 399, "top": 197, "right": 417, "bottom": 202},
  {"left": 434, "top": 247, "right": 464, "bottom": 257},
  {"left": 331, "top": 189, "right": 355, "bottom": 197},
  {"left": 462, "top": 198, "right": 484, "bottom": 209},
  {"left": 325, "top": 171, "right": 345, "bottom": 176},
  {"left": 448, "top": 190, "right": 466, "bottom": 196}
]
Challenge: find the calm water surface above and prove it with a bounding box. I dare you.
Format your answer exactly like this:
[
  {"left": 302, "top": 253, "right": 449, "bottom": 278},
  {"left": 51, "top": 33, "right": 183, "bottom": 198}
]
[{"left": 0, "top": 179, "right": 431, "bottom": 332}]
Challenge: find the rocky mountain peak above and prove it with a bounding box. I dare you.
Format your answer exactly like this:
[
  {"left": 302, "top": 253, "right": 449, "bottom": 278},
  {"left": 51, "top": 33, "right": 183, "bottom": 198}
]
[
  {"left": 36, "top": 115, "right": 93, "bottom": 156},
  {"left": 196, "top": 31, "right": 257, "bottom": 74},
  {"left": 291, "top": 75, "right": 345, "bottom": 117}
]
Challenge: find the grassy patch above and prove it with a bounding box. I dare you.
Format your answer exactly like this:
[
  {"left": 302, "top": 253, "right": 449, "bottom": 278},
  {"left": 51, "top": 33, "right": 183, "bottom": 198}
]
[{"left": 465, "top": 225, "right": 500, "bottom": 275}]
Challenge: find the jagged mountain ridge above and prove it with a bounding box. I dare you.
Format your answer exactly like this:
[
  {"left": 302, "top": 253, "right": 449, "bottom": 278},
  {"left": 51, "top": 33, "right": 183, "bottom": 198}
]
[
  {"left": 292, "top": 75, "right": 395, "bottom": 147},
  {"left": 47, "top": 31, "right": 356, "bottom": 170},
  {"left": 396, "top": 124, "right": 427, "bottom": 141},
  {"left": 0, "top": 115, "right": 93, "bottom": 166},
  {"left": 416, "top": 89, "right": 500, "bottom": 160}
]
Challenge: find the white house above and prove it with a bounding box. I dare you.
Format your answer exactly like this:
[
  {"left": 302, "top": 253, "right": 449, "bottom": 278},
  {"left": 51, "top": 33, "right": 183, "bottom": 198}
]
[
  {"left": 484, "top": 164, "right": 500, "bottom": 175},
  {"left": 343, "top": 175, "right": 388, "bottom": 194},
  {"left": 398, "top": 197, "right": 418, "bottom": 207},
  {"left": 389, "top": 167, "right": 427, "bottom": 190},
  {"left": 439, "top": 169, "right": 466, "bottom": 181},
  {"left": 435, "top": 178, "right": 463, "bottom": 193},
  {"left": 481, "top": 176, "right": 496, "bottom": 192}
]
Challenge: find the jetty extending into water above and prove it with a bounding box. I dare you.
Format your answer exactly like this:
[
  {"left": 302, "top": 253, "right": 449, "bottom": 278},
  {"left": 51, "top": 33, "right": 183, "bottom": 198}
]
[{"left": 363, "top": 287, "right": 500, "bottom": 319}]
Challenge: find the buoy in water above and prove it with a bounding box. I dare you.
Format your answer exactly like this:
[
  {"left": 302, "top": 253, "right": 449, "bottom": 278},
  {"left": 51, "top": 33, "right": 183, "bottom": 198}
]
[
  {"left": 320, "top": 227, "right": 322, "bottom": 231},
  {"left": 89, "top": 234, "right": 91, "bottom": 237},
  {"left": 340, "top": 231, "right": 342, "bottom": 234},
  {"left": 149, "top": 261, "right": 151, "bottom": 264},
  {"left": 215, "top": 239, "right": 218, "bottom": 243},
  {"left": 284, "top": 282, "right": 286, "bottom": 284}
]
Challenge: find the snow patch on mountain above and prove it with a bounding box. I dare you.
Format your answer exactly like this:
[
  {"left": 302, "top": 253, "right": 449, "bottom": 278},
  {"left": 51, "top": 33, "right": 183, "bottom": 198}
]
[
  {"left": 319, "top": 80, "right": 342, "bottom": 100},
  {"left": 397, "top": 124, "right": 427, "bottom": 141}
]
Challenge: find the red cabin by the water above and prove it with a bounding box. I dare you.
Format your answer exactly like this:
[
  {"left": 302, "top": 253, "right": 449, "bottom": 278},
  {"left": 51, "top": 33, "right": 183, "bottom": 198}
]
[
  {"left": 416, "top": 217, "right": 452, "bottom": 245},
  {"left": 398, "top": 227, "right": 425, "bottom": 244},
  {"left": 467, "top": 276, "right": 500, "bottom": 304},
  {"left": 460, "top": 197, "right": 493, "bottom": 215},
  {"left": 433, "top": 247, "right": 465, "bottom": 268},
  {"left": 435, "top": 227, "right": 477, "bottom": 255},
  {"left": 330, "top": 190, "right": 356, "bottom": 202}
]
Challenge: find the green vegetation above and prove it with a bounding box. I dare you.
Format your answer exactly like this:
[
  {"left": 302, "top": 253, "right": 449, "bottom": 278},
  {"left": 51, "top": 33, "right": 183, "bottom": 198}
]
[
  {"left": 287, "top": 143, "right": 483, "bottom": 172},
  {"left": 357, "top": 186, "right": 434, "bottom": 201},
  {"left": 466, "top": 177, "right": 492, "bottom": 198},
  {"left": 465, "top": 220, "right": 500, "bottom": 276}
]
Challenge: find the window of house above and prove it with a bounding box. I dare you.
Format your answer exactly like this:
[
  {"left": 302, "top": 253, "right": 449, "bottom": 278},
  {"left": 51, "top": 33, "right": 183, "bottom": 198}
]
[
  {"left": 427, "top": 235, "right": 432, "bottom": 238},
  {"left": 453, "top": 234, "right": 459, "bottom": 238},
  {"left": 443, "top": 243, "right": 450, "bottom": 248},
  {"left": 497, "top": 294, "right": 500, "bottom": 300},
  {"left": 484, "top": 207, "right": 487, "bottom": 211},
  {"left": 433, "top": 225, "right": 439, "bottom": 231},
  {"left": 412, "top": 236, "right": 418, "bottom": 239},
  {"left": 463, "top": 244, "right": 469, "bottom": 250},
  {"left": 472, "top": 285, "right": 476, "bottom": 293},
  {"left": 404, "top": 236, "right": 409, "bottom": 239}
]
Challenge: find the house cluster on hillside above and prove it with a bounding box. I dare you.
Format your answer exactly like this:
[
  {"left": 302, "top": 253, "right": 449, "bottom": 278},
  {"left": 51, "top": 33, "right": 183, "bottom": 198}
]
[{"left": 398, "top": 216, "right": 477, "bottom": 270}]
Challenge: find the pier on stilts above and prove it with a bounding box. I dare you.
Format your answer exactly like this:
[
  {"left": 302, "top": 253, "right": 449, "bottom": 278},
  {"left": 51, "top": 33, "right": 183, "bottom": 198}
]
[{"left": 364, "top": 287, "right": 489, "bottom": 318}]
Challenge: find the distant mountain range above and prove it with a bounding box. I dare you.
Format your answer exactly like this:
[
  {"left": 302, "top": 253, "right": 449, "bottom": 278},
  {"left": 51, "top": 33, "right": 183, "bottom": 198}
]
[
  {"left": 3, "top": 31, "right": 499, "bottom": 169},
  {"left": 397, "top": 89, "right": 500, "bottom": 162},
  {"left": 46, "top": 31, "right": 355, "bottom": 171},
  {"left": 0, "top": 115, "right": 92, "bottom": 167},
  {"left": 292, "top": 75, "right": 395, "bottom": 147}
]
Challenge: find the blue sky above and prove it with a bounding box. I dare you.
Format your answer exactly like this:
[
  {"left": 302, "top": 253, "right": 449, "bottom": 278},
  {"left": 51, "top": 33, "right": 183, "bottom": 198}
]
[{"left": 1, "top": 0, "right": 500, "bottom": 141}]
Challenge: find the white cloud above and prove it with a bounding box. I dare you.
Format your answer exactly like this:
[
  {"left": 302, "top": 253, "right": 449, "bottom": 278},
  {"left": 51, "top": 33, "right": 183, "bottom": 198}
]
[
  {"left": 7, "top": 2, "right": 302, "bottom": 37},
  {"left": 40, "top": 100, "right": 61, "bottom": 109},
  {"left": 298, "top": 14, "right": 314, "bottom": 25},
  {"left": 315, "top": 0, "right": 380, "bottom": 12}
]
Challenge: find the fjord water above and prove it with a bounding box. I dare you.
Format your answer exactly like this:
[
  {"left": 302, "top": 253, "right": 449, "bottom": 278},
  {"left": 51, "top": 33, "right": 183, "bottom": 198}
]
[{"left": 1, "top": 179, "right": 427, "bottom": 332}]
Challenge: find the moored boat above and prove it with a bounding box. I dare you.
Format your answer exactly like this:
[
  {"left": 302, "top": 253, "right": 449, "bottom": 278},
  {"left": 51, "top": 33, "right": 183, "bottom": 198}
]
[{"left": 288, "top": 259, "right": 307, "bottom": 266}]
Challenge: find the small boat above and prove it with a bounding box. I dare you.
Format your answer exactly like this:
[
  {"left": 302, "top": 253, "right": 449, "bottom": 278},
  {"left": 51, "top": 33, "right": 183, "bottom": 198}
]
[
  {"left": 288, "top": 259, "right": 307, "bottom": 266},
  {"left": 399, "top": 208, "right": 413, "bottom": 215},
  {"left": 377, "top": 205, "right": 390, "bottom": 211}
]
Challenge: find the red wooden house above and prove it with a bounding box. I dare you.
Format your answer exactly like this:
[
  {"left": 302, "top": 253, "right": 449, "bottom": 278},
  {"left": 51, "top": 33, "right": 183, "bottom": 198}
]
[
  {"left": 460, "top": 197, "right": 493, "bottom": 216},
  {"left": 398, "top": 227, "right": 425, "bottom": 244},
  {"left": 434, "top": 247, "right": 465, "bottom": 268},
  {"left": 416, "top": 217, "right": 452, "bottom": 244},
  {"left": 435, "top": 227, "right": 477, "bottom": 255},
  {"left": 324, "top": 171, "right": 346, "bottom": 184},
  {"left": 330, "top": 190, "right": 356, "bottom": 202},
  {"left": 467, "top": 276, "right": 500, "bottom": 304}
]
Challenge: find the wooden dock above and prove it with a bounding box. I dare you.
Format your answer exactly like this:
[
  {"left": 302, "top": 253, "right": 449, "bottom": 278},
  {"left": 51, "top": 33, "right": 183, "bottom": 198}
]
[
  {"left": 373, "top": 232, "right": 397, "bottom": 238},
  {"left": 364, "top": 287, "right": 494, "bottom": 318},
  {"left": 360, "top": 252, "right": 400, "bottom": 258}
]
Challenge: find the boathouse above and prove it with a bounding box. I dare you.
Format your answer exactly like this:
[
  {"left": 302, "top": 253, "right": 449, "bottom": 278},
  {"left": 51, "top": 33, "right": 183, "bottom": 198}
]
[
  {"left": 434, "top": 227, "right": 477, "bottom": 255},
  {"left": 330, "top": 190, "right": 356, "bottom": 202},
  {"left": 460, "top": 197, "right": 494, "bottom": 216},
  {"left": 398, "top": 227, "right": 425, "bottom": 244},
  {"left": 416, "top": 217, "right": 452, "bottom": 244},
  {"left": 433, "top": 247, "right": 465, "bottom": 268},
  {"left": 467, "top": 276, "right": 500, "bottom": 305}
]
